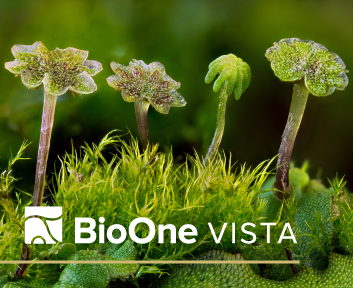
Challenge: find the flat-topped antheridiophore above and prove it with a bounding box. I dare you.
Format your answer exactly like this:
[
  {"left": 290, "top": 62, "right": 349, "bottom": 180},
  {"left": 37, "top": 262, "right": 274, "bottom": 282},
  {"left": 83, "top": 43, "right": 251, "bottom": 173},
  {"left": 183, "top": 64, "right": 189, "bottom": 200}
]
[
  {"left": 4, "top": 41, "right": 102, "bottom": 277},
  {"left": 107, "top": 59, "right": 186, "bottom": 150},
  {"left": 5, "top": 41, "right": 102, "bottom": 96}
]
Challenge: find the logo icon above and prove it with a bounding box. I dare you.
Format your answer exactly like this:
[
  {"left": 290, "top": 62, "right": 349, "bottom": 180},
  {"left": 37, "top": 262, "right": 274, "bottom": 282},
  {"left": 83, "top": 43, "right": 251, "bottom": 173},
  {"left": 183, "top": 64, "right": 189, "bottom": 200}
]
[{"left": 24, "top": 207, "right": 62, "bottom": 244}]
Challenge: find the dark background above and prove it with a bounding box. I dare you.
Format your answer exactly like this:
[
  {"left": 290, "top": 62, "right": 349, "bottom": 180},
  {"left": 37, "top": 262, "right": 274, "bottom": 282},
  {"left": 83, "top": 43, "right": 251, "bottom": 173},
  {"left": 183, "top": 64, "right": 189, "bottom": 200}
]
[{"left": 1, "top": 0, "right": 353, "bottom": 195}]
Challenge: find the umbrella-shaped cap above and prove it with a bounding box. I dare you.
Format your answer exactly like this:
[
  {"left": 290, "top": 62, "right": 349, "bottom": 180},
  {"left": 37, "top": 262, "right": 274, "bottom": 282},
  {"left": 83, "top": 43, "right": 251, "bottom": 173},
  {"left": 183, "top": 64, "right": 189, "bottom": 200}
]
[
  {"left": 107, "top": 60, "right": 186, "bottom": 114},
  {"left": 5, "top": 41, "right": 102, "bottom": 96},
  {"left": 266, "top": 38, "right": 348, "bottom": 96}
]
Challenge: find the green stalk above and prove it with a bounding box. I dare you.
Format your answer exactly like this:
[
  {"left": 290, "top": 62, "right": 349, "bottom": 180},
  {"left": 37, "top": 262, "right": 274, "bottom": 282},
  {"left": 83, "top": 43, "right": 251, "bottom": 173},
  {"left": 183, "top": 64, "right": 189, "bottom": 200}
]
[
  {"left": 274, "top": 79, "right": 309, "bottom": 200},
  {"left": 204, "top": 85, "right": 228, "bottom": 166},
  {"left": 134, "top": 98, "right": 151, "bottom": 151},
  {"left": 15, "top": 91, "right": 57, "bottom": 277}
]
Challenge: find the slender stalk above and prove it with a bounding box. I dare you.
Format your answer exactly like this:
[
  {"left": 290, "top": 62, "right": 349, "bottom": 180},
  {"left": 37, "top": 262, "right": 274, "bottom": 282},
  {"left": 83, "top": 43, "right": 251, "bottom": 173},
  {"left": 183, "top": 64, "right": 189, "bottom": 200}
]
[
  {"left": 274, "top": 80, "right": 309, "bottom": 200},
  {"left": 204, "top": 86, "right": 228, "bottom": 166},
  {"left": 15, "top": 244, "right": 30, "bottom": 277},
  {"left": 285, "top": 248, "right": 297, "bottom": 274},
  {"left": 32, "top": 91, "right": 57, "bottom": 206},
  {"left": 134, "top": 98, "right": 151, "bottom": 151},
  {"left": 15, "top": 91, "right": 57, "bottom": 277}
]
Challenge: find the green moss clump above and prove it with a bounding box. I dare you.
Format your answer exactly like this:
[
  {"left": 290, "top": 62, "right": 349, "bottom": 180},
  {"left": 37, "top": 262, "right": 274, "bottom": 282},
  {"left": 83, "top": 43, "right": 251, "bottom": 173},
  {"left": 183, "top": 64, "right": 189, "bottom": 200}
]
[
  {"left": 160, "top": 251, "right": 353, "bottom": 288},
  {"left": 54, "top": 241, "right": 138, "bottom": 288},
  {"left": 0, "top": 133, "right": 353, "bottom": 287},
  {"left": 293, "top": 180, "right": 334, "bottom": 270}
]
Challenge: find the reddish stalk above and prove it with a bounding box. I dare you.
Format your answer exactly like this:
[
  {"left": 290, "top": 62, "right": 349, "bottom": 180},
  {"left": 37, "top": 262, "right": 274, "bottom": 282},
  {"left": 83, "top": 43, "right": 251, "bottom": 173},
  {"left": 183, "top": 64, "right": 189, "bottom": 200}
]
[
  {"left": 15, "top": 91, "right": 57, "bottom": 276},
  {"left": 273, "top": 80, "right": 309, "bottom": 200}
]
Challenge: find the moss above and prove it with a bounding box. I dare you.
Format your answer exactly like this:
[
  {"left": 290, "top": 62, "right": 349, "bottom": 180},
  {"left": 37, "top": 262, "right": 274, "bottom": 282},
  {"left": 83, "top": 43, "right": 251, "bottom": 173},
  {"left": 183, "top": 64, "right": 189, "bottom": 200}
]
[
  {"left": 0, "top": 133, "right": 352, "bottom": 287},
  {"left": 53, "top": 241, "right": 138, "bottom": 288},
  {"left": 160, "top": 251, "right": 353, "bottom": 288}
]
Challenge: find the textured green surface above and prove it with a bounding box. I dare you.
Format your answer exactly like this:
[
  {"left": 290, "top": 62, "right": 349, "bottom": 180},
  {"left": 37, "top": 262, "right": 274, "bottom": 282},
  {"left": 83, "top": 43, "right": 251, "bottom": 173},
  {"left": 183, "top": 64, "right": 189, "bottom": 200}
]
[
  {"left": 258, "top": 166, "right": 342, "bottom": 276},
  {"left": 205, "top": 54, "right": 251, "bottom": 100},
  {"left": 288, "top": 167, "right": 310, "bottom": 199},
  {"left": 0, "top": 241, "right": 138, "bottom": 288},
  {"left": 0, "top": 277, "right": 10, "bottom": 287},
  {"left": 265, "top": 38, "right": 348, "bottom": 96},
  {"left": 160, "top": 250, "right": 353, "bottom": 288},
  {"left": 293, "top": 180, "right": 334, "bottom": 270},
  {"left": 261, "top": 168, "right": 335, "bottom": 270},
  {"left": 4, "top": 41, "right": 102, "bottom": 96},
  {"left": 107, "top": 60, "right": 186, "bottom": 114},
  {"left": 54, "top": 240, "right": 139, "bottom": 287}
]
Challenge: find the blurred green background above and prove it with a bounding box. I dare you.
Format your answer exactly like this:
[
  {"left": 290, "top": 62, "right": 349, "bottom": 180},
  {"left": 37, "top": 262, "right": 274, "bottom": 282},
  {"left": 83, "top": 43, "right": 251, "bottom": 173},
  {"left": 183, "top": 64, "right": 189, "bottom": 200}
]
[{"left": 1, "top": 0, "right": 353, "bottom": 194}]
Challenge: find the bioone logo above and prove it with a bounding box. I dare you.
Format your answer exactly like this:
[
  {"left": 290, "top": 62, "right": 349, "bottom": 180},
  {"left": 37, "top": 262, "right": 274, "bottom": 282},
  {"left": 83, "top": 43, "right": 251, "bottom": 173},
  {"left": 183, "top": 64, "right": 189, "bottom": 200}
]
[
  {"left": 25, "top": 206, "right": 297, "bottom": 246},
  {"left": 24, "top": 207, "right": 62, "bottom": 244}
]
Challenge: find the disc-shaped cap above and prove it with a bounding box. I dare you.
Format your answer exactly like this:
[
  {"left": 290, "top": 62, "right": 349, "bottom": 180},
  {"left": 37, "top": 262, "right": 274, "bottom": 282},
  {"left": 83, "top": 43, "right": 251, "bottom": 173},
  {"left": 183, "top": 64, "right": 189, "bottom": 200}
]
[
  {"left": 266, "top": 38, "right": 348, "bottom": 96},
  {"left": 5, "top": 41, "right": 102, "bottom": 96},
  {"left": 107, "top": 60, "right": 186, "bottom": 114}
]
